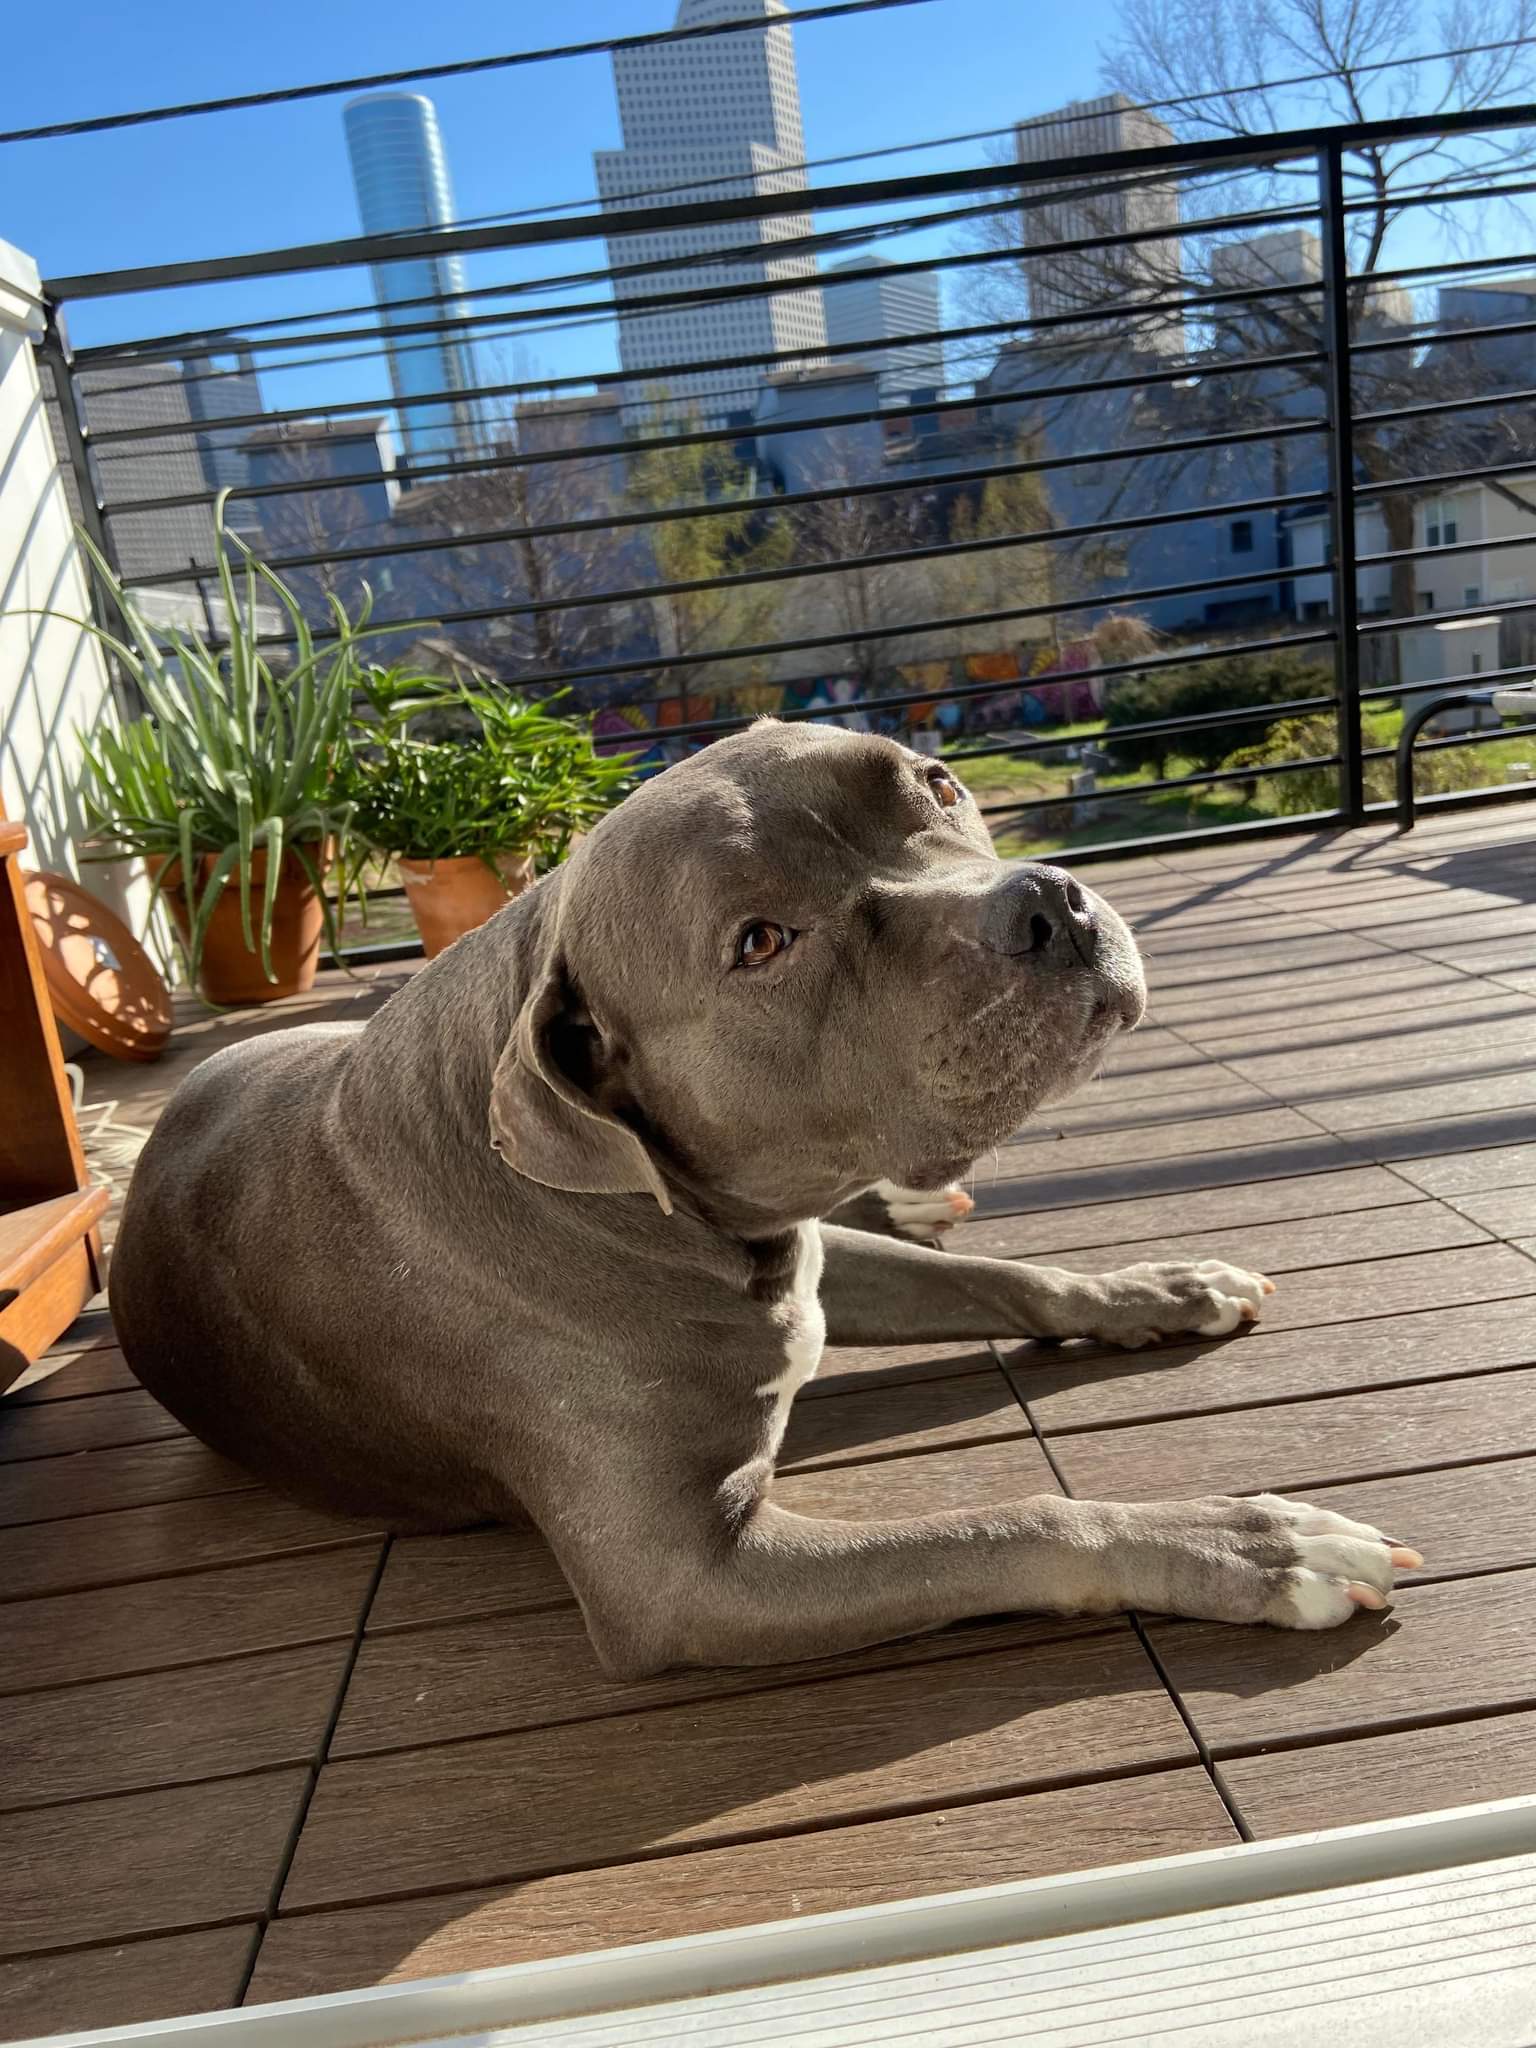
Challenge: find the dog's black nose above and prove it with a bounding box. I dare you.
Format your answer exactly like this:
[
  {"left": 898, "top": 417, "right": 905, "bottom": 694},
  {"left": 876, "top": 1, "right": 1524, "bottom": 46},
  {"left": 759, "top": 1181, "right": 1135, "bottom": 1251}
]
[{"left": 980, "top": 862, "right": 1098, "bottom": 965}]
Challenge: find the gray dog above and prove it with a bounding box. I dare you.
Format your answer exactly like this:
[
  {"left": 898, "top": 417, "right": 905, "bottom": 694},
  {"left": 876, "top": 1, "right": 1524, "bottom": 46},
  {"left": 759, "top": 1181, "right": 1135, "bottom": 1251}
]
[{"left": 112, "top": 722, "right": 1419, "bottom": 1676}]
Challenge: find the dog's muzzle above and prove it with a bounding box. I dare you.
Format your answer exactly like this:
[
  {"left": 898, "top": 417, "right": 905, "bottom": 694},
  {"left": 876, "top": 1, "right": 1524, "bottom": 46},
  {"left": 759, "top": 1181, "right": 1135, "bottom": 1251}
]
[{"left": 978, "top": 861, "right": 1100, "bottom": 966}]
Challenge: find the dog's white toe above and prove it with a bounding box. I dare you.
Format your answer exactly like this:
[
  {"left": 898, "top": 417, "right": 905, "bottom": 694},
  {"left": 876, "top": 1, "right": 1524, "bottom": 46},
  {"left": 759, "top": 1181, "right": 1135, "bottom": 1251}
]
[
  {"left": 872, "top": 1180, "right": 975, "bottom": 1238},
  {"left": 1193, "top": 1259, "right": 1272, "bottom": 1336}
]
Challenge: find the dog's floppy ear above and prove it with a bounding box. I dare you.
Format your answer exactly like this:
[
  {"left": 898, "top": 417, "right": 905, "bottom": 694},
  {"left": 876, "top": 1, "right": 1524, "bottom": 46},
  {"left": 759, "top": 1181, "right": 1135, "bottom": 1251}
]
[{"left": 489, "top": 965, "right": 672, "bottom": 1214}]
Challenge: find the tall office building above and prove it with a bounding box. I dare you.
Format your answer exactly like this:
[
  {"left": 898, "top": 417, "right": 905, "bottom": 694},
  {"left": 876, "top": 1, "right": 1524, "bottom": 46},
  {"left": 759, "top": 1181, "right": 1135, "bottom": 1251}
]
[
  {"left": 1014, "top": 93, "right": 1183, "bottom": 356},
  {"left": 45, "top": 361, "right": 219, "bottom": 583},
  {"left": 343, "top": 92, "right": 482, "bottom": 469},
  {"left": 822, "top": 256, "right": 944, "bottom": 398},
  {"left": 593, "top": 0, "right": 826, "bottom": 423},
  {"left": 181, "top": 346, "right": 265, "bottom": 531}
]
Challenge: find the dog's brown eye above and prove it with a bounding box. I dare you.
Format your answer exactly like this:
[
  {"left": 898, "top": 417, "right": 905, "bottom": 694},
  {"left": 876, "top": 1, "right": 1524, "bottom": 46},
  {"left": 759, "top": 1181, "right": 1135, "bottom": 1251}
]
[
  {"left": 737, "top": 922, "right": 789, "bottom": 968},
  {"left": 928, "top": 767, "right": 961, "bottom": 808}
]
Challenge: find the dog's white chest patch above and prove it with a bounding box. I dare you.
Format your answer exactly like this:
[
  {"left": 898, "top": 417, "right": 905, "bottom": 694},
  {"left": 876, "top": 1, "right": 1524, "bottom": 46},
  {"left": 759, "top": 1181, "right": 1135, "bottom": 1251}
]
[{"left": 756, "top": 1224, "right": 826, "bottom": 1442}]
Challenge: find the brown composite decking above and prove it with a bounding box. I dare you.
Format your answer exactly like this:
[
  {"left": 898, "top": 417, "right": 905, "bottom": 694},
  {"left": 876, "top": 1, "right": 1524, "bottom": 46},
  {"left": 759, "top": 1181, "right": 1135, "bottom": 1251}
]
[{"left": 3, "top": 799, "right": 1536, "bottom": 2040}]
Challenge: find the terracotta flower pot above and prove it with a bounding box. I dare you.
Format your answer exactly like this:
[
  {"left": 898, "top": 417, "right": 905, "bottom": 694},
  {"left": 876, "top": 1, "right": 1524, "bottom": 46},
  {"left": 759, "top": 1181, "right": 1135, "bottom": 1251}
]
[
  {"left": 397, "top": 850, "right": 535, "bottom": 959},
  {"left": 150, "top": 845, "right": 328, "bottom": 1005}
]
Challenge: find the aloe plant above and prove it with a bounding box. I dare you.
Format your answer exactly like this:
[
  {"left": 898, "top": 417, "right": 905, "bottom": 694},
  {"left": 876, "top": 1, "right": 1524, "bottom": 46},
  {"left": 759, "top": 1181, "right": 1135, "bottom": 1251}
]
[{"left": 62, "top": 498, "right": 418, "bottom": 987}]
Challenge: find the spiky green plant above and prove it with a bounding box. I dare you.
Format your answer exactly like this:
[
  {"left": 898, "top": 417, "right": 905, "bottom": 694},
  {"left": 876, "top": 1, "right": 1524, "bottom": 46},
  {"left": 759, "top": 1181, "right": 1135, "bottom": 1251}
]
[{"left": 61, "top": 498, "right": 421, "bottom": 987}]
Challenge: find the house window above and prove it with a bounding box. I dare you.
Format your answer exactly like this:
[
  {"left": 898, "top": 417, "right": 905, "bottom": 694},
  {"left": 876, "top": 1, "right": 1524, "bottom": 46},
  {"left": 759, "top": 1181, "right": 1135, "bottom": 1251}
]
[
  {"left": 1425, "top": 500, "right": 1459, "bottom": 547},
  {"left": 1230, "top": 518, "right": 1254, "bottom": 553},
  {"left": 1418, "top": 592, "right": 1436, "bottom": 612},
  {"left": 1464, "top": 585, "right": 1481, "bottom": 605}
]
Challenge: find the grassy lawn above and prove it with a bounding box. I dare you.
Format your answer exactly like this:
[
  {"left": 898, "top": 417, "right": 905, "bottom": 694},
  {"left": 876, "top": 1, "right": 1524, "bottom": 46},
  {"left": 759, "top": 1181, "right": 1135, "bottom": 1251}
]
[{"left": 960, "top": 704, "right": 1535, "bottom": 859}]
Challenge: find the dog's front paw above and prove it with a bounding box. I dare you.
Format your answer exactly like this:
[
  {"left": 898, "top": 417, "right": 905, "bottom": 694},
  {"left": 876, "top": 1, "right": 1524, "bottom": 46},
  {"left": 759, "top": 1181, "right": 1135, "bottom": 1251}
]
[
  {"left": 874, "top": 1179, "right": 975, "bottom": 1240},
  {"left": 1070, "top": 1257, "right": 1275, "bottom": 1348},
  {"left": 1116, "top": 1493, "right": 1424, "bottom": 1628}
]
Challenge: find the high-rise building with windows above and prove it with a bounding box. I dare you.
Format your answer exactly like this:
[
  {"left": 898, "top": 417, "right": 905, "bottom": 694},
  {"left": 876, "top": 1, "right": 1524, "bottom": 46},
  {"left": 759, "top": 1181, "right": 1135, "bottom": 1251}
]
[
  {"left": 343, "top": 92, "right": 483, "bottom": 469},
  {"left": 1014, "top": 93, "right": 1183, "bottom": 356},
  {"left": 593, "top": 0, "right": 826, "bottom": 424},
  {"left": 822, "top": 256, "right": 944, "bottom": 398}
]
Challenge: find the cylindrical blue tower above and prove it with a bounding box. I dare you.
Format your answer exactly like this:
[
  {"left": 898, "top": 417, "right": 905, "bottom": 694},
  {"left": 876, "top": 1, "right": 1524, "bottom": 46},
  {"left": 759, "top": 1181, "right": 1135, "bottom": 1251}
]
[{"left": 343, "top": 93, "right": 482, "bottom": 468}]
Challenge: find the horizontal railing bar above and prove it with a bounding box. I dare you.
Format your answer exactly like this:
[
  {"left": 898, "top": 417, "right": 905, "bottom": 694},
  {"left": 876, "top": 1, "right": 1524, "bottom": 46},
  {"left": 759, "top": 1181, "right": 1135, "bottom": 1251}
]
[
  {"left": 68, "top": 188, "right": 1323, "bottom": 374},
  {"left": 1381, "top": 714, "right": 1536, "bottom": 758},
  {"left": 574, "top": 629, "right": 1338, "bottom": 747},
  {"left": 1342, "top": 171, "right": 1536, "bottom": 219},
  {"left": 122, "top": 483, "right": 1323, "bottom": 594},
  {"left": 77, "top": 154, "right": 1266, "bottom": 368},
  {"left": 1358, "top": 588, "right": 1536, "bottom": 634},
  {"left": 48, "top": 97, "right": 1536, "bottom": 302},
  {"left": 100, "top": 398, "right": 1325, "bottom": 521},
  {"left": 1352, "top": 248, "right": 1536, "bottom": 294},
  {"left": 41, "top": 118, "right": 1335, "bottom": 300},
  {"left": 1358, "top": 526, "right": 1536, "bottom": 572},
  {"left": 78, "top": 265, "right": 1325, "bottom": 400},
  {"left": 1360, "top": 658, "right": 1536, "bottom": 702},
  {"left": 1355, "top": 454, "right": 1536, "bottom": 500},
  {"left": 951, "top": 693, "right": 1335, "bottom": 766},
  {"left": 1351, "top": 309, "right": 1536, "bottom": 359},
  {"left": 247, "top": 549, "right": 1325, "bottom": 656},
  {"left": 86, "top": 334, "right": 1326, "bottom": 450},
  {"left": 1355, "top": 382, "right": 1536, "bottom": 430},
  {"left": 979, "top": 748, "right": 1342, "bottom": 820}
]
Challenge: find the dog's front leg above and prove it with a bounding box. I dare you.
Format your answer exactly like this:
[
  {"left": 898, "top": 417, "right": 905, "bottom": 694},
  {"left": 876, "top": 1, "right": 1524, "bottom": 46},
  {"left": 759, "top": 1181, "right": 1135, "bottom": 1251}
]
[
  {"left": 818, "top": 1223, "right": 1274, "bottom": 1350},
  {"left": 559, "top": 1487, "right": 1419, "bottom": 1677}
]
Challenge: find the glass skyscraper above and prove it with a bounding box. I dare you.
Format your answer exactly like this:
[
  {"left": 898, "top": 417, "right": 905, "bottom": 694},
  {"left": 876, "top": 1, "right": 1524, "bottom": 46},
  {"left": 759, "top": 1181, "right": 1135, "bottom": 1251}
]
[{"left": 343, "top": 92, "right": 482, "bottom": 468}]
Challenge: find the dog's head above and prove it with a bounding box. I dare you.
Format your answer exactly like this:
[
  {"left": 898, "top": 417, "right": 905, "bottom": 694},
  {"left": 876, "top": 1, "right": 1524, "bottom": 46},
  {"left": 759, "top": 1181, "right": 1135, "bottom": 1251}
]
[{"left": 491, "top": 721, "right": 1144, "bottom": 1227}]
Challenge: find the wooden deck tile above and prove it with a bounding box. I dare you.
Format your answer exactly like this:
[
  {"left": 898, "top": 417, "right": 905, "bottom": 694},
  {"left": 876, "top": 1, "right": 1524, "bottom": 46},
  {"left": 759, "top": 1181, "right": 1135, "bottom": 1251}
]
[
  {"left": 1392, "top": 1142, "right": 1536, "bottom": 1196},
  {"left": 1025, "top": 1199, "right": 1487, "bottom": 1283},
  {"left": 777, "top": 1368, "right": 1028, "bottom": 1470},
  {"left": 0, "top": 1546, "right": 383, "bottom": 1695},
  {"left": 1151, "top": 1569, "right": 1536, "bottom": 1756},
  {"left": 0, "top": 1638, "right": 354, "bottom": 1810},
  {"left": 971, "top": 1130, "right": 1367, "bottom": 1218},
  {"left": 0, "top": 1768, "right": 308, "bottom": 1955},
  {"left": 0, "top": 1487, "right": 379, "bottom": 1602},
  {"left": 1300, "top": 1067, "right": 1536, "bottom": 1135},
  {"left": 1441, "top": 1184, "right": 1536, "bottom": 1236},
  {"left": 0, "top": 1925, "right": 259, "bottom": 2044},
  {"left": 333, "top": 1604, "right": 1103, "bottom": 1760},
  {"left": 6, "top": 1342, "right": 140, "bottom": 1404},
  {"left": 949, "top": 1166, "right": 1425, "bottom": 1262},
  {"left": 283, "top": 1634, "right": 1193, "bottom": 1910},
  {"left": 1223, "top": 1711, "right": 1536, "bottom": 1839},
  {"left": 801, "top": 1339, "right": 998, "bottom": 1397},
  {"left": 1047, "top": 1366, "right": 1536, "bottom": 1501},
  {"left": 1214, "top": 1002, "right": 1536, "bottom": 1077},
  {"left": 0, "top": 1435, "right": 256, "bottom": 1528},
  {"left": 1018, "top": 1293, "right": 1536, "bottom": 1434},
  {"left": 0, "top": 1386, "right": 188, "bottom": 1464},
  {"left": 248, "top": 1769, "right": 1234, "bottom": 2003}
]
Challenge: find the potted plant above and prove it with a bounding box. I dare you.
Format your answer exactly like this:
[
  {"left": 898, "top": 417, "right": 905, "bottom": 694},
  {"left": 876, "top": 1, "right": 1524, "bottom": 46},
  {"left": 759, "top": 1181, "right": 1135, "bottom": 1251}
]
[
  {"left": 64, "top": 509, "right": 391, "bottom": 1004},
  {"left": 342, "top": 675, "right": 632, "bottom": 959}
]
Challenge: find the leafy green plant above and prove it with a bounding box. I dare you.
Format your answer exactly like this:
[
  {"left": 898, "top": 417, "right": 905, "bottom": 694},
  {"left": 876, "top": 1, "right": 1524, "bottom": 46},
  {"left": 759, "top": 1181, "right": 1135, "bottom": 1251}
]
[
  {"left": 340, "top": 672, "right": 633, "bottom": 876},
  {"left": 56, "top": 501, "right": 412, "bottom": 986},
  {"left": 1104, "top": 649, "right": 1334, "bottom": 780}
]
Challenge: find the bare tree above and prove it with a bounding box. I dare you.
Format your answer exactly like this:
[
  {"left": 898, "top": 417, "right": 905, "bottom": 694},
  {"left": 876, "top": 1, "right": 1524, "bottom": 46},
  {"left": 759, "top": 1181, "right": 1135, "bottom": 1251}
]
[{"left": 950, "top": 0, "right": 1536, "bottom": 627}]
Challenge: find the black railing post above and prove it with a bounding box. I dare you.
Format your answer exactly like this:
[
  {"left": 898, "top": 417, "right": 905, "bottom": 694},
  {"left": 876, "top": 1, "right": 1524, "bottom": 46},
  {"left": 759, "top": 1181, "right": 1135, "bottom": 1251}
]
[
  {"left": 1319, "top": 140, "right": 1365, "bottom": 822},
  {"left": 35, "top": 303, "right": 138, "bottom": 710}
]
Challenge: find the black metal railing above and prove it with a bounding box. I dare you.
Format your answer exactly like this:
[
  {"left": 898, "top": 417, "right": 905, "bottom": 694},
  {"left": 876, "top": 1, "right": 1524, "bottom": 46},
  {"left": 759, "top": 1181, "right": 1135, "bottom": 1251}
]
[{"left": 36, "top": 95, "right": 1536, "bottom": 865}]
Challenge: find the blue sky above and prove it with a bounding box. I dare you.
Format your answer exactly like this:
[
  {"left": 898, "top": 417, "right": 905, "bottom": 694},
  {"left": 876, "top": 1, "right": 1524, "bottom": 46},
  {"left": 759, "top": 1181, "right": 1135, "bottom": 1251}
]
[{"left": 0, "top": 0, "right": 1527, "bottom": 412}]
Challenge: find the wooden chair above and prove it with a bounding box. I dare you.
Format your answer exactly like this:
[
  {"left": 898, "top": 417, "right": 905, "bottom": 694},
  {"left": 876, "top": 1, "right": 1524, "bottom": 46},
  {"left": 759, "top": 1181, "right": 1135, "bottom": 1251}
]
[{"left": 0, "top": 795, "right": 109, "bottom": 1391}]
